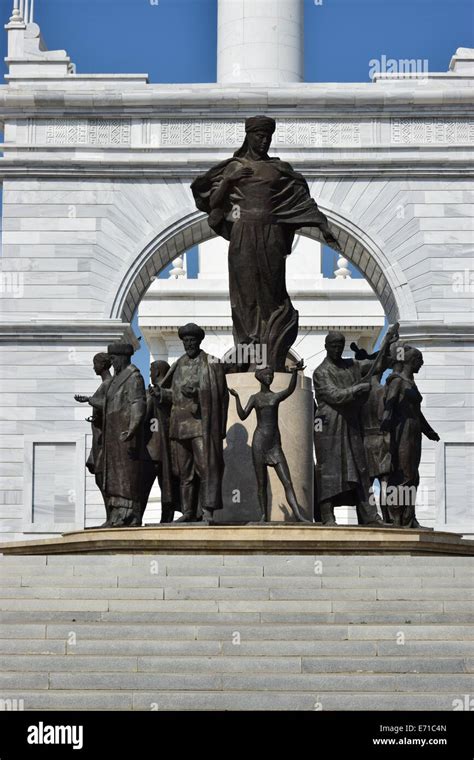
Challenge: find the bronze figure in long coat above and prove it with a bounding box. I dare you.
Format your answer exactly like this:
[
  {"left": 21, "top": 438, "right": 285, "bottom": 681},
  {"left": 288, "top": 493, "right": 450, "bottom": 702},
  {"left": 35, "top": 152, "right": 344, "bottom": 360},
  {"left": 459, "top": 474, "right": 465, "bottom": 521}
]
[
  {"left": 100, "top": 343, "right": 147, "bottom": 527},
  {"left": 156, "top": 324, "right": 229, "bottom": 522},
  {"left": 191, "top": 115, "right": 340, "bottom": 370}
]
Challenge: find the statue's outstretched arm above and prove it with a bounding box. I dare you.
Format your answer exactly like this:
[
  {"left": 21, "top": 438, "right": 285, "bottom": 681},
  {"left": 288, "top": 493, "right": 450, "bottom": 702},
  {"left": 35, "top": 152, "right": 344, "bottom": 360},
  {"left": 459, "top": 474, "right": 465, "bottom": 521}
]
[
  {"left": 275, "top": 368, "right": 299, "bottom": 402},
  {"left": 229, "top": 388, "right": 255, "bottom": 420},
  {"left": 420, "top": 412, "right": 440, "bottom": 441}
]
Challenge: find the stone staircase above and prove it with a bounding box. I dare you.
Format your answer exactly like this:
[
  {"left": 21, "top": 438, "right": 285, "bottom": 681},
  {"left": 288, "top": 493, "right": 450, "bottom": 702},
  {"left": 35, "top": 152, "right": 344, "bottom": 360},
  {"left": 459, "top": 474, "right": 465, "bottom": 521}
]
[{"left": 0, "top": 553, "right": 472, "bottom": 711}]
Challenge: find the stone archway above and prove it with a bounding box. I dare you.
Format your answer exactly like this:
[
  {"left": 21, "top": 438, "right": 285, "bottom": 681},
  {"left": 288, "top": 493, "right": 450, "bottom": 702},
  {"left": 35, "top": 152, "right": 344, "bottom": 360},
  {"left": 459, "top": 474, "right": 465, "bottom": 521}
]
[{"left": 110, "top": 207, "right": 416, "bottom": 327}]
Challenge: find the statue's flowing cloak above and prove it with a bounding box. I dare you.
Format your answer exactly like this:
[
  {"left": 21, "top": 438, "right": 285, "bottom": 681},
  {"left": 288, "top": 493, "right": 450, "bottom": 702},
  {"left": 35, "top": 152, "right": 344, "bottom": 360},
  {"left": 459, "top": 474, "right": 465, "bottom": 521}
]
[
  {"left": 191, "top": 156, "right": 328, "bottom": 241},
  {"left": 191, "top": 157, "right": 330, "bottom": 369}
]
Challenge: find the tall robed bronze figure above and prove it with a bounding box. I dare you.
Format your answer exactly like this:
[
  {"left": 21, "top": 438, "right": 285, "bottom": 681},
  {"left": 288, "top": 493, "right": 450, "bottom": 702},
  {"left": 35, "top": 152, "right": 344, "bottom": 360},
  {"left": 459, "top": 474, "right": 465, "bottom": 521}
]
[{"left": 191, "top": 116, "right": 340, "bottom": 370}]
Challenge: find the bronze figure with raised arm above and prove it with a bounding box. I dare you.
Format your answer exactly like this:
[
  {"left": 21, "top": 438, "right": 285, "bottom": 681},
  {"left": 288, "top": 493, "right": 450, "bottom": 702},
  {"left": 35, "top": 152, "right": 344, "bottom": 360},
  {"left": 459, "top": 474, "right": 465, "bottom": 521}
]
[
  {"left": 229, "top": 361, "right": 310, "bottom": 523},
  {"left": 313, "top": 324, "right": 399, "bottom": 527}
]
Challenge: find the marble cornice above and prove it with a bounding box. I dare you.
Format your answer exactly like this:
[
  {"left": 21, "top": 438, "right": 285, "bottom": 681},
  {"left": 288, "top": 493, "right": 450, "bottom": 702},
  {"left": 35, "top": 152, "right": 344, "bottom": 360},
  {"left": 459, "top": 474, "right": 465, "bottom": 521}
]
[
  {"left": 399, "top": 322, "right": 474, "bottom": 345},
  {"left": 0, "top": 82, "right": 473, "bottom": 116},
  {"left": 0, "top": 156, "right": 473, "bottom": 180},
  {"left": 0, "top": 320, "right": 137, "bottom": 346}
]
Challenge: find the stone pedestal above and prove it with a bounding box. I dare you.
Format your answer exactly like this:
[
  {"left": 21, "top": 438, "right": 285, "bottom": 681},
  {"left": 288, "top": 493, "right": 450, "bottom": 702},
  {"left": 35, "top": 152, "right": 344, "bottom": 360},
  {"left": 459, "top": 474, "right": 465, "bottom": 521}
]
[{"left": 217, "top": 372, "right": 314, "bottom": 523}]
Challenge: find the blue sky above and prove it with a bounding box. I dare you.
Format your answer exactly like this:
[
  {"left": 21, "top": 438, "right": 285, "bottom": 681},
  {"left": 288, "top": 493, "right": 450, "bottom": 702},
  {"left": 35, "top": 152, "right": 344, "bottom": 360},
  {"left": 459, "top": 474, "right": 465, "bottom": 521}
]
[
  {"left": 1, "top": 0, "right": 471, "bottom": 82},
  {"left": 0, "top": 0, "right": 472, "bottom": 375}
]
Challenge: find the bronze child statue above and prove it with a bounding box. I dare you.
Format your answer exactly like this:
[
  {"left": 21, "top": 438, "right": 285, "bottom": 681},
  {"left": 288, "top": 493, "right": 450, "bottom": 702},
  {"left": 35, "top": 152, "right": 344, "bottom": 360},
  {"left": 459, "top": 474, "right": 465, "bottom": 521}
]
[{"left": 228, "top": 362, "right": 309, "bottom": 523}]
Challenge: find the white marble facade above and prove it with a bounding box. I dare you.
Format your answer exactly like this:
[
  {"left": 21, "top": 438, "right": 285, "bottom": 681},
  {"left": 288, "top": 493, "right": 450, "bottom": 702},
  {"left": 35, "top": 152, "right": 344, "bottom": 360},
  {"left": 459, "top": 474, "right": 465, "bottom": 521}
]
[{"left": 0, "top": 1, "right": 473, "bottom": 539}]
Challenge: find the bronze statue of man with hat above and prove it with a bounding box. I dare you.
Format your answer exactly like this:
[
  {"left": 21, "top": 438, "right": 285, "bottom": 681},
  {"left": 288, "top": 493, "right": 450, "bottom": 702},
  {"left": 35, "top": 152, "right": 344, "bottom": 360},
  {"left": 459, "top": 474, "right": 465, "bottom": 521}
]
[
  {"left": 98, "top": 342, "right": 147, "bottom": 527},
  {"left": 152, "top": 323, "right": 229, "bottom": 523},
  {"left": 191, "top": 115, "right": 340, "bottom": 371}
]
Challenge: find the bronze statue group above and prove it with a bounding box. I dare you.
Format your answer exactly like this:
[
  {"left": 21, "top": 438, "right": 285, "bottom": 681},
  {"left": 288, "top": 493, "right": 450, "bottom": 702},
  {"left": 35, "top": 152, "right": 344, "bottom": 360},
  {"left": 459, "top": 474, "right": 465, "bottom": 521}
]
[
  {"left": 75, "top": 321, "right": 439, "bottom": 531},
  {"left": 313, "top": 326, "right": 439, "bottom": 530},
  {"left": 75, "top": 115, "right": 439, "bottom": 531}
]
